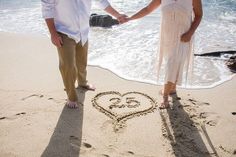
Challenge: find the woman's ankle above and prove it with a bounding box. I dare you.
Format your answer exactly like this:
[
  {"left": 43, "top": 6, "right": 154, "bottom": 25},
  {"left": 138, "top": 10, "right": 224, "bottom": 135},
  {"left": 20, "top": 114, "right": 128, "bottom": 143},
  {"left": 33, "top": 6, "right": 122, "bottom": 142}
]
[{"left": 163, "top": 94, "right": 169, "bottom": 102}]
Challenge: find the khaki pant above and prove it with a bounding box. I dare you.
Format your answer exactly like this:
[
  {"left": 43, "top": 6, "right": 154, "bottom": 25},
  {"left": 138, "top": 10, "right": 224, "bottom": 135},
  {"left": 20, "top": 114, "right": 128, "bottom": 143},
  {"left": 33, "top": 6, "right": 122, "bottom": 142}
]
[{"left": 57, "top": 32, "right": 88, "bottom": 101}]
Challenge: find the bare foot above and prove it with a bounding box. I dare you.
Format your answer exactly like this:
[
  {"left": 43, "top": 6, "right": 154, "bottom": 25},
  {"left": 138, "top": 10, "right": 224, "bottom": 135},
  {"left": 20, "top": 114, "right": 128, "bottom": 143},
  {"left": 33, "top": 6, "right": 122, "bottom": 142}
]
[
  {"left": 159, "top": 96, "right": 170, "bottom": 110},
  {"left": 66, "top": 101, "right": 79, "bottom": 109},
  {"left": 79, "top": 84, "right": 96, "bottom": 91},
  {"left": 159, "top": 101, "right": 170, "bottom": 109}
]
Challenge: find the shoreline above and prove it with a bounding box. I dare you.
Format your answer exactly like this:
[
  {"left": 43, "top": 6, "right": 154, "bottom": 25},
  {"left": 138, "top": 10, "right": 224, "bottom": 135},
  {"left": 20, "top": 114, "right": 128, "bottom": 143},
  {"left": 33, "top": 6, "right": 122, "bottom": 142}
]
[
  {"left": 1, "top": 32, "right": 236, "bottom": 157},
  {"left": 88, "top": 64, "right": 236, "bottom": 90},
  {"left": 0, "top": 31, "right": 235, "bottom": 90}
]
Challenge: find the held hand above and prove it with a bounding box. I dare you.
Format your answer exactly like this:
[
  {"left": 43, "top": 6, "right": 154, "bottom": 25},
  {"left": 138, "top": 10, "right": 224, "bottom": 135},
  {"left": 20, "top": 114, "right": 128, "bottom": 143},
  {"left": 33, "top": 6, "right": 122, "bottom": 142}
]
[
  {"left": 181, "top": 31, "right": 193, "bottom": 42},
  {"left": 117, "top": 14, "right": 129, "bottom": 24},
  {"left": 124, "top": 17, "right": 132, "bottom": 22},
  {"left": 51, "top": 32, "right": 63, "bottom": 47}
]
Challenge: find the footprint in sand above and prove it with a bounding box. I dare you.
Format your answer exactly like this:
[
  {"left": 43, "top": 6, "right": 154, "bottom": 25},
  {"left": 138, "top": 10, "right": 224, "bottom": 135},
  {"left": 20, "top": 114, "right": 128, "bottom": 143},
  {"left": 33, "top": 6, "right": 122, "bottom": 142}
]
[
  {"left": 99, "top": 151, "right": 137, "bottom": 157},
  {"left": 15, "top": 112, "right": 26, "bottom": 116},
  {"left": 47, "top": 97, "right": 65, "bottom": 104},
  {"left": 0, "top": 117, "right": 6, "bottom": 120},
  {"left": 219, "top": 145, "right": 232, "bottom": 154},
  {"left": 206, "top": 120, "right": 218, "bottom": 126},
  {"left": 22, "top": 93, "right": 65, "bottom": 105},
  {"left": 83, "top": 142, "right": 92, "bottom": 149},
  {"left": 188, "top": 98, "right": 210, "bottom": 106},
  {"left": 199, "top": 112, "right": 209, "bottom": 119},
  {"left": 127, "top": 151, "right": 135, "bottom": 155},
  {"left": 188, "top": 98, "right": 197, "bottom": 105},
  {"left": 21, "top": 94, "right": 44, "bottom": 101},
  {"left": 69, "top": 136, "right": 93, "bottom": 155},
  {"left": 70, "top": 136, "right": 94, "bottom": 150},
  {"left": 69, "top": 136, "right": 81, "bottom": 148},
  {"left": 0, "top": 112, "right": 26, "bottom": 121},
  {"left": 199, "top": 102, "right": 210, "bottom": 106},
  {"left": 198, "top": 112, "right": 220, "bottom": 126}
]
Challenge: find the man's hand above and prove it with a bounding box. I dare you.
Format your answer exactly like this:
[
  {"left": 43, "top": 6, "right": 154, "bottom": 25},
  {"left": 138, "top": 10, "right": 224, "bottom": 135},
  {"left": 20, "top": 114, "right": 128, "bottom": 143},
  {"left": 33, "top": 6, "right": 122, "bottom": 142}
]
[
  {"left": 51, "top": 32, "right": 63, "bottom": 47},
  {"left": 45, "top": 19, "right": 63, "bottom": 47},
  {"left": 181, "top": 31, "right": 193, "bottom": 42}
]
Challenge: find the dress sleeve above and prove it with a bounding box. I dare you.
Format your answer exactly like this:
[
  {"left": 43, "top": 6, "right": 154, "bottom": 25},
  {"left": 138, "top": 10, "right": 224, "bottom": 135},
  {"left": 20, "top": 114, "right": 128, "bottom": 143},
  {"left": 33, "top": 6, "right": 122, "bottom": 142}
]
[
  {"left": 94, "top": 0, "right": 111, "bottom": 10},
  {"left": 41, "top": 0, "right": 56, "bottom": 19}
]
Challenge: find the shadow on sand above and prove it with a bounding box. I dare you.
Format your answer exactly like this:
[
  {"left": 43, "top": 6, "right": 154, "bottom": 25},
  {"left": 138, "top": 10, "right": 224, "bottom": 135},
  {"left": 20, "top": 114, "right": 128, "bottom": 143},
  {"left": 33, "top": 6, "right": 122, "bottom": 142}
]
[
  {"left": 41, "top": 88, "right": 86, "bottom": 157},
  {"left": 159, "top": 93, "right": 217, "bottom": 157}
]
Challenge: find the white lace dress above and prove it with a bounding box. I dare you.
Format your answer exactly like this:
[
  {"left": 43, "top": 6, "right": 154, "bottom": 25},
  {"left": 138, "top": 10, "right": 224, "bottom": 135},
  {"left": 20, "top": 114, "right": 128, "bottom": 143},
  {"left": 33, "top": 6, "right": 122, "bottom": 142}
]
[{"left": 157, "top": 0, "right": 194, "bottom": 85}]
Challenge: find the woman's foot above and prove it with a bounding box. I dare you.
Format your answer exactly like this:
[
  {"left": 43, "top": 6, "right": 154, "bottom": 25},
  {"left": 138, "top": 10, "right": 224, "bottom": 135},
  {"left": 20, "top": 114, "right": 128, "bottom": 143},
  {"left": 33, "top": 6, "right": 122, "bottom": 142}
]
[
  {"left": 159, "top": 101, "right": 170, "bottom": 109},
  {"left": 66, "top": 100, "right": 79, "bottom": 109},
  {"left": 159, "top": 95, "right": 170, "bottom": 109}
]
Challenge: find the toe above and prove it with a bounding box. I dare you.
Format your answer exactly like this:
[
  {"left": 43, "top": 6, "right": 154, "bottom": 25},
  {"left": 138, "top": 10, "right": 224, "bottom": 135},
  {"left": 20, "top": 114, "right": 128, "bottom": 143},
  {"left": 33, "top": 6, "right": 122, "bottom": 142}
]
[{"left": 66, "top": 101, "right": 78, "bottom": 109}]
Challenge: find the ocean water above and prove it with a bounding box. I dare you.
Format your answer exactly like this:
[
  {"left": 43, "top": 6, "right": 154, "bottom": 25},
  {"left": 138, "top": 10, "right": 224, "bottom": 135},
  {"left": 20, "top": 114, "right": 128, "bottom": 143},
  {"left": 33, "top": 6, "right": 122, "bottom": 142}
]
[{"left": 0, "top": 0, "right": 235, "bottom": 88}]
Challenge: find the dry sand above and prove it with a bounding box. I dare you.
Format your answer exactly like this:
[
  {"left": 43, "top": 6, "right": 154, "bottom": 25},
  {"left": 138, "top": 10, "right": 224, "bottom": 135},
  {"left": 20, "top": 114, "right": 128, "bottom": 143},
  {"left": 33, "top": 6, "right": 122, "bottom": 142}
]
[{"left": 0, "top": 32, "right": 236, "bottom": 157}]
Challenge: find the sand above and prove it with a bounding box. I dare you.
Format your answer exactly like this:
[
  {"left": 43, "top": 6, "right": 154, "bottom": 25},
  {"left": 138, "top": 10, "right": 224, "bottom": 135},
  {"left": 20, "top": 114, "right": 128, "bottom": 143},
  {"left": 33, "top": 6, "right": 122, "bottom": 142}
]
[{"left": 0, "top": 32, "right": 236, "bottom": 157}]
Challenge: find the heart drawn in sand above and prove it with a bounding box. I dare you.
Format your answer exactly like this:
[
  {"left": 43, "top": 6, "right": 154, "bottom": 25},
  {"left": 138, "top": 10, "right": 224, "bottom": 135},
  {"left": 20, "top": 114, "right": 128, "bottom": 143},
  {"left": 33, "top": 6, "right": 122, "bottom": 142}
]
[{"left": 92, "top": 91, "right": 158, "bottom": 131}]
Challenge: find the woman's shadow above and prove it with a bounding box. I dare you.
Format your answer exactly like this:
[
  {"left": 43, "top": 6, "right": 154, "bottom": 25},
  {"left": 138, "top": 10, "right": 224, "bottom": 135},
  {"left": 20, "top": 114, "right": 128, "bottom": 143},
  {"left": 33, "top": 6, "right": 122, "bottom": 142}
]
[
  {"left": 160, "top": 93, "right": 216, "bottom": 157},
  {"left": 41, "top": 88, "right": 86, "bottom": 157}
]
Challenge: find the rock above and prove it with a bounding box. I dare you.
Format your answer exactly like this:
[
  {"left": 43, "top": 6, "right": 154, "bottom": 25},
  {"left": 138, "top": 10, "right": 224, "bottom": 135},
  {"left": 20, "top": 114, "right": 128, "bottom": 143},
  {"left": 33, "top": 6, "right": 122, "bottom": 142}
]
[
  {"left": 194, "top": 51, "right": 236, "bottom": 73},
  {"left": 89, "top": 13, "right": 119, "bottom": 28},
  {"left": 226, "top": 55, "right": 236, "bottom": 73},
  {"left": 194, "top": 50, "right": 236, "bottom": 57}
]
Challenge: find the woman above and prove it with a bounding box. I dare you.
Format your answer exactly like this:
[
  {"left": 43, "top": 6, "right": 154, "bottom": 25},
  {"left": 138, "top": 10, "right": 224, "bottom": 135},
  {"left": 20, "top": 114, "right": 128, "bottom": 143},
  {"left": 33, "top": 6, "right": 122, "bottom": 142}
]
[{"left": 127, "top": 0, "right": 203, "bottom": 109}]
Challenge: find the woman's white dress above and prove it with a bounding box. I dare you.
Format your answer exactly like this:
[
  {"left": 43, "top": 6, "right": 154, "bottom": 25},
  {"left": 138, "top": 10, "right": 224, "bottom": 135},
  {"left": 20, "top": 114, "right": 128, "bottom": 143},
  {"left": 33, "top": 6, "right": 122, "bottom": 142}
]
[{"left": 157, "top": 0, "right": 194, "bottom": 85}]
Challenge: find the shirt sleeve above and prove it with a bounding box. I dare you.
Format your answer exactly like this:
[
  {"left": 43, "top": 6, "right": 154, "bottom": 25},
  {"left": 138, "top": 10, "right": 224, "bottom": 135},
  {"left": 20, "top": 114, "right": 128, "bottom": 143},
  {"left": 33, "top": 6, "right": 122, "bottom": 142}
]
[
  {"left": 95, "top": 0, "right": 111, "bottom": 10},
  {"left": 41, "top": 0, "right": 56, "bottom": 19}
]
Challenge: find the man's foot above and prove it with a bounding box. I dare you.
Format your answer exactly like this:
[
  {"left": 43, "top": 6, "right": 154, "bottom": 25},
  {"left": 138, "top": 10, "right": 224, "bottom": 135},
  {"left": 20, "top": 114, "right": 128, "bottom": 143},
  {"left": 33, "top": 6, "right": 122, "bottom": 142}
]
[
  {"left": 159, "top": 89, "right": 177, "bottom": 96},
  {"left": 66, "top": 100, "right": 79, "bottom": 109},
  {"left": 79, "top": 84, "right": 96, "bottom": 91}
]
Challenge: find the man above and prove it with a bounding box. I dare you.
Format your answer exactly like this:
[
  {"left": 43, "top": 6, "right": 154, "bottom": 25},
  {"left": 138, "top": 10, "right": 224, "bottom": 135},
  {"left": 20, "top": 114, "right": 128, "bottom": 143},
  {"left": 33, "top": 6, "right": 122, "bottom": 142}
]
[{"left": 42, "top": 0, "right": 127, "bottom": 108}]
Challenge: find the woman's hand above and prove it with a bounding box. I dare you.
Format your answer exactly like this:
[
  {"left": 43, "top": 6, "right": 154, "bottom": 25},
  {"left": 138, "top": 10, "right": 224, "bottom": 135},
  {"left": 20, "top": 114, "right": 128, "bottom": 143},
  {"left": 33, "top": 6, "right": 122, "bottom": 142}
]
[
  {"left": 117, "top": 14, "right": 129, "bottom": 24},
  {"left": 181, "top": 31, "right": 193, "bottom": 42}
]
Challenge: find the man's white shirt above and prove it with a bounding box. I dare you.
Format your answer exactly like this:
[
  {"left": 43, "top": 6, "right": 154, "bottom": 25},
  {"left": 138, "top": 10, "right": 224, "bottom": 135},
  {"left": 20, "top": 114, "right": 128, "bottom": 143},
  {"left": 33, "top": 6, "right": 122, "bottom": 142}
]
[{"left": 42, "top": 0, "right": 110, "bottom": 45}]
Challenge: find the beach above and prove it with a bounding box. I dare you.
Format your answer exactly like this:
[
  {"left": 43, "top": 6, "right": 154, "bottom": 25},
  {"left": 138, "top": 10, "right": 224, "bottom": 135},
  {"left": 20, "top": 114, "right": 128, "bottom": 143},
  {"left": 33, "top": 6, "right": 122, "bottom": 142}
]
[{"left": 0, "top": 32, "right": 236, "bottom": 157}]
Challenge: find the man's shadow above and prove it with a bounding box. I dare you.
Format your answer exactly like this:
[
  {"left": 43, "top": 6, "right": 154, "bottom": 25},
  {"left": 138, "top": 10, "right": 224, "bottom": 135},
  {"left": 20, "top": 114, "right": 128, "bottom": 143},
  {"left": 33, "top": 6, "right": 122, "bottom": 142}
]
[
  {"left": 41, "top": 88, "right": 86, "bottom": 157},
  {"left": 160, "top": 94, "right": 215, "bottom": 157}
]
